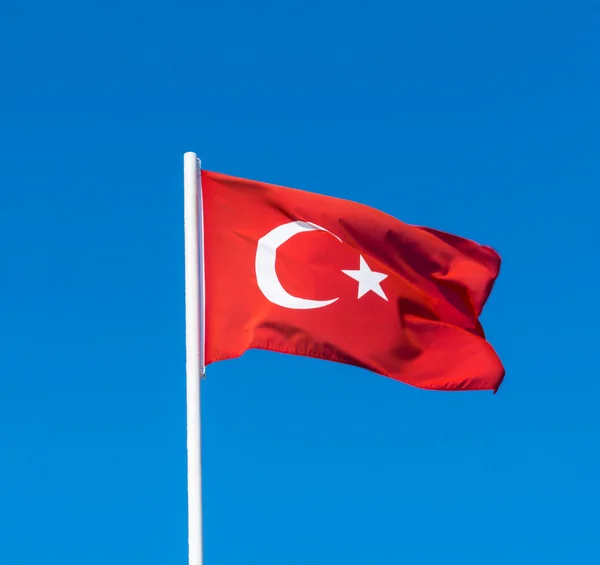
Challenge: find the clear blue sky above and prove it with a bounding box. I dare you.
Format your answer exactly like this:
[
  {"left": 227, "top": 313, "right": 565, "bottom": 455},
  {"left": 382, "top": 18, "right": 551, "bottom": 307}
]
[{"left": 0, "top": 1, "right": 598, "bottom": 563}]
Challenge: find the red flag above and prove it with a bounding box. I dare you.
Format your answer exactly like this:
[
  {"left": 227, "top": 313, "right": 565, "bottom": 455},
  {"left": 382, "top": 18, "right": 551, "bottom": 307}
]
[{"left": 202, "top": 171, "right": 504, "bottom": 392}]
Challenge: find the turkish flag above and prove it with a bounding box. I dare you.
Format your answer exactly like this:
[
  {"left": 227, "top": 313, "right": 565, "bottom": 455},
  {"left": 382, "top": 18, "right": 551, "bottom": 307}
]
[{"left": 202, "top": 171, "right": 505, "bottom": 392}]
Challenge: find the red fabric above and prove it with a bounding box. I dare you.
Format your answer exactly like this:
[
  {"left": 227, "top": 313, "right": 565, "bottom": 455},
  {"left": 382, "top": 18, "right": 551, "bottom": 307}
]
[{"left": 202, "top": 170, "right": 505, "bottom": 392}]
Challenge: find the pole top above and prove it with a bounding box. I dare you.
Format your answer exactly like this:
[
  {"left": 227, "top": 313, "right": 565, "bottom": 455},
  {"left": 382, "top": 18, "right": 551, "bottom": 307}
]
[{"left": 184, "top": 152, "right": 201, "bottom": 171}]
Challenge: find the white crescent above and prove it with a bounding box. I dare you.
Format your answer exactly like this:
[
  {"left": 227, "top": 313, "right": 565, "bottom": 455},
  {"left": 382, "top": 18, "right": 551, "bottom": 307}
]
[{"left": 255, "top": 221, "right": 341, "bottom": 309}]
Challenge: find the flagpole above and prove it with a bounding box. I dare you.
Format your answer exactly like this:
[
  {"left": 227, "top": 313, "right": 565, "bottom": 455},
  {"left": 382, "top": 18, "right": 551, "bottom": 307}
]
[{"left": 184, "top": 152, "right": 205, "bottom": 565}]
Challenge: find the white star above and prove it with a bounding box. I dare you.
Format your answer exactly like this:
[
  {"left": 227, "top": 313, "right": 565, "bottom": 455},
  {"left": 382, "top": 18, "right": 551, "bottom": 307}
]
[{"left": 342, "top": 255, "right": 388, "bottom": 301}]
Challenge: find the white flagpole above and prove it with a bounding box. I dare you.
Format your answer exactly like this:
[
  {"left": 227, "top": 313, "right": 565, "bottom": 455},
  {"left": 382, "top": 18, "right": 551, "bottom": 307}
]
[{"left": 184, "top": 152, "right": 204, "bottom": 565}]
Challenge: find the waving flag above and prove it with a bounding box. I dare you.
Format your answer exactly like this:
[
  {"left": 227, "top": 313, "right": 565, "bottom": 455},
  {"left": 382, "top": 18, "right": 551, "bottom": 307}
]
[{"left": 200, "top": 170, "right": 504, "bottom": 392}]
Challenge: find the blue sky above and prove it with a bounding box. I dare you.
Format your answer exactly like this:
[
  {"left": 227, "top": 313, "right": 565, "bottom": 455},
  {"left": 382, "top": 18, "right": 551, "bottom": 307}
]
[{"left": 0, "top": 0, "right": 598, "bottom": 563}]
